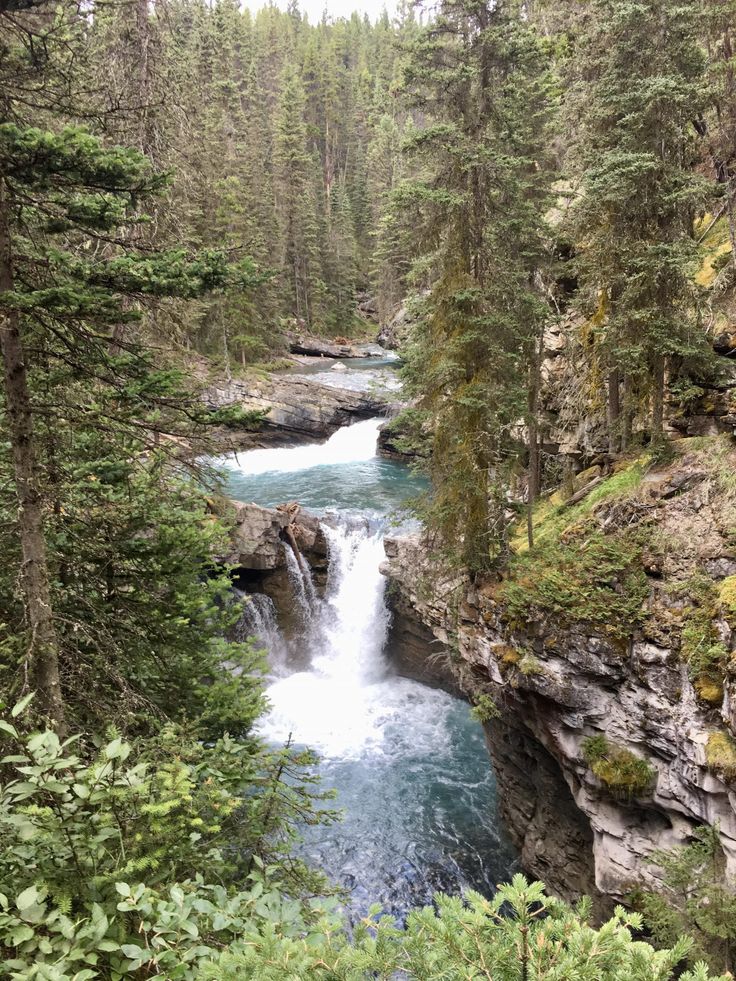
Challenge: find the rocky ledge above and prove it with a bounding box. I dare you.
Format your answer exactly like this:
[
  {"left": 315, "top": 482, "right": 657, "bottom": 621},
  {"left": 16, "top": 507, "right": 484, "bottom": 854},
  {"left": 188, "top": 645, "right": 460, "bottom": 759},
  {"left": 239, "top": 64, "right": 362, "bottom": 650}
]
[
  {"left": 286, "top": 330, "right": 372, "bottom": 359},
  {"left": 223, "top": 500, "right": 328, "bottom": 613},
  {"left": 381, "top": 437, "right": 736, "bottom": 910},
  {"left": 204, "top": 374, "right": 387, "bottom": 442}
]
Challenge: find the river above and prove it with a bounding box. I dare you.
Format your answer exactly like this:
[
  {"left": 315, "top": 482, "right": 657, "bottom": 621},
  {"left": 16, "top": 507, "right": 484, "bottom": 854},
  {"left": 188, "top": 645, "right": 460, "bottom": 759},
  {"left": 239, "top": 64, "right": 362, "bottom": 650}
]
[{"left": 216, "top": 358, "right": 517, "bottom": 918}]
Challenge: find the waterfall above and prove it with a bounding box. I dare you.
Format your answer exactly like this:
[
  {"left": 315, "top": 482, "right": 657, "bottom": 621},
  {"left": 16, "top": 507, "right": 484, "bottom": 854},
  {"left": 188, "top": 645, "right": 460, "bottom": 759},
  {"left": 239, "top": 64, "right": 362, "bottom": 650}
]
[
  {"left": 232, "top": 590, "right": 289, "bottom": 674},
  {"left": 217, "top": 417, "right": 382, "bottom": 477},
  {"left": 283, "top": 541, "right": 317, "bottom": 623},
  {"left": 220, "top": 407, "right": 516, "bottom": 918}
]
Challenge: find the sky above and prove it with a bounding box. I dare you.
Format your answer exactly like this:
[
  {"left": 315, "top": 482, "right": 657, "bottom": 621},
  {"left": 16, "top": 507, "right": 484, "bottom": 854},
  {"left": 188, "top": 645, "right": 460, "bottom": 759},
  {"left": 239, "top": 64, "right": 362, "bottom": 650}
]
[{"left": 241, "top": 0, "right": 399, "bottom": 23}]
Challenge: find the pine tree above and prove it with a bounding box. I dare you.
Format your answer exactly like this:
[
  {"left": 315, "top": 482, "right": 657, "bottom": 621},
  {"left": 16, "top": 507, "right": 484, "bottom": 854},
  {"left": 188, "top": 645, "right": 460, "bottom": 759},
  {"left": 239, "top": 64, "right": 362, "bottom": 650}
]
[
  {"left": 400, "top": 0, "right": 553, "bottom": 571},
  {"left": 701, "top": 0, "right": 736, "bottom": 274},
  {"left": 569, "top": 0, "right": 712, "bottom": 449},
  {"left": 273, "top": 65, "right": 323, "bottom": 327}
]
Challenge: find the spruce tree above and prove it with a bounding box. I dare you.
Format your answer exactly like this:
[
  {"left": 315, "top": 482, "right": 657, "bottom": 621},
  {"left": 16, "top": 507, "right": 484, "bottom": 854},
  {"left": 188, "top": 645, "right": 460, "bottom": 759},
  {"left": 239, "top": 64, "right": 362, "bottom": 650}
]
[
  {"left": 400, "top": 0, "right": 553, "bottom": 571},
  {"left": 569, "top": 0, "right": 712, "bottom": 449}
]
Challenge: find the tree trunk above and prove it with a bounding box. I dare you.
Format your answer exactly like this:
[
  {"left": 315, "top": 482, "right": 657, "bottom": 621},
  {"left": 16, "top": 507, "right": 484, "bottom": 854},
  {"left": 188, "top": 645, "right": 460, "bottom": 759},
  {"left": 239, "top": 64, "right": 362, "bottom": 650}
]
[
  {"left": 527, "top": 332, "right": 542, "bottom": 550},
  {"left": 621, "top": 373, "right": 633, "bottom": 451},
  {"left": 0, "top": 179, "right": 64, "bottom": 731},
  {"left": 651, "top": 355, "right": 665, "bottom": 441},
  {"left": 607, "top": 367, "right": 621, "bottom": 456}
]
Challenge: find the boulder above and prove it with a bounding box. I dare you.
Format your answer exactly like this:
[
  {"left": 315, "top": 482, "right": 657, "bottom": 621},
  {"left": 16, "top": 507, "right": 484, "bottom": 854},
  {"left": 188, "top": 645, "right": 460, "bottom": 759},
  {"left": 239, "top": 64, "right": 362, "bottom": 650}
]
[{"left": 225, "top": 500, "right": 328, "bottom": 572}]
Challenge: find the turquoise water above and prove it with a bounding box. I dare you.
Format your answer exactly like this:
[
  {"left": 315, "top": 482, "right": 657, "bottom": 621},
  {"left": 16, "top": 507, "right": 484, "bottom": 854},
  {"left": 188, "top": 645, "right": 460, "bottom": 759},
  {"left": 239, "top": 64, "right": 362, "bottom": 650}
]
[{"left": 222, "top": 411, "right": 517, "bottom": 917}]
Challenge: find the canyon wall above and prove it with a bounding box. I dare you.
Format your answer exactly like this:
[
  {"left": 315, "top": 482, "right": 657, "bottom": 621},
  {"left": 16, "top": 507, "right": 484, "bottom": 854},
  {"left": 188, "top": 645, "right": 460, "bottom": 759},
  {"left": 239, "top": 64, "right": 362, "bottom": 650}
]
[{"left": 381, "top": 439, "right": 736, "bottom": 907}]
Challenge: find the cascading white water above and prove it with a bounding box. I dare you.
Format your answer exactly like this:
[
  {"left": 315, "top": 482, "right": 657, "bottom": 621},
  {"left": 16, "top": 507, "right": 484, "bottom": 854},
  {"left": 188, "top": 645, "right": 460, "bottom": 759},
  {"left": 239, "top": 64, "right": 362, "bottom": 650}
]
[
  {"left": 258, "top": 516, "right": 456, "bottom": 760},
  {"left": 217, "top": 417, "right": 382, "bottom": 478},
  {"left": 283, "top": 542, "right": 317, "bottom": 623},
  {"left": 221, "top": 404, "right": 516, "bottom": 916}
]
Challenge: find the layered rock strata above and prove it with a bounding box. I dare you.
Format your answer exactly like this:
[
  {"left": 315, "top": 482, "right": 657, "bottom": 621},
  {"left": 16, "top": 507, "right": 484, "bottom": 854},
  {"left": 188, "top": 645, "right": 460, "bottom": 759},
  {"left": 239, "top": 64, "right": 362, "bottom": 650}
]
[
  {"left": 381, "top": 441, "right": 736, "bottom": 907},
  {"left": 204, "top": 374, "right": 386, "bottom": 441}
]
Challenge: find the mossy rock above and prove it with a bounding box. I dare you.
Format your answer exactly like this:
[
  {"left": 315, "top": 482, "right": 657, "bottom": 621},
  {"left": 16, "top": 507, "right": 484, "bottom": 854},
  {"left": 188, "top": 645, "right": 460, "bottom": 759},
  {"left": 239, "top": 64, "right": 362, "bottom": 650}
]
[
  {"left": 718, "top": 576, "right": 736, "bottom": 620},
  {"left": 582, "top": 735, "right": 656, "bottom": 800},
  {"left": 705, "top": 731, "right": 736, "bottom": 783}
]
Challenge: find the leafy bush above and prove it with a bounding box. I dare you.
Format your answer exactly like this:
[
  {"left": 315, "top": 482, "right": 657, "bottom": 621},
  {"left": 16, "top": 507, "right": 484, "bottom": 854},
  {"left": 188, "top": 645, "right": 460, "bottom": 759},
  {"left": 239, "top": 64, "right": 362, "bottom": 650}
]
[
  {"left": 582, "top": 734, "right": 656, "bottom": 800},
  {"left": 0, "top": 715, "right": 333, "bottom": 979}
]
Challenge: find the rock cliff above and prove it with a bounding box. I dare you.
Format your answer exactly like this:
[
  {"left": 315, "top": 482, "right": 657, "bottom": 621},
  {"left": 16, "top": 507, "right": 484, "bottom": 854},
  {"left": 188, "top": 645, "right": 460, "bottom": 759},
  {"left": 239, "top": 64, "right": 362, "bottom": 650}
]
[
  {"left": 381, "top": 437, "right": 736, "bottom": 908},
  {"left": 204, "top": 374, "right": 386, "bottom": 442}
]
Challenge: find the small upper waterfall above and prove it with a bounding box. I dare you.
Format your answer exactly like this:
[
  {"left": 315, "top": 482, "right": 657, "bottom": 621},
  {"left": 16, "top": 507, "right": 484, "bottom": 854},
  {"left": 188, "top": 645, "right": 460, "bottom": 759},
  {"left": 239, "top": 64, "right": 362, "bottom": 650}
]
[{"left": 218, "top": 417, "right": 382, "bottom": 478}]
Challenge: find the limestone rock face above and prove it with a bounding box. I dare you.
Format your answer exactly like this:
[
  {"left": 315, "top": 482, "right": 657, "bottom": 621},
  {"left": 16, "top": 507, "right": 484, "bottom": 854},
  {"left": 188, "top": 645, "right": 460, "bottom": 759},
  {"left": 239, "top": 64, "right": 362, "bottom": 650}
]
[
  {"left": 204, "top": 375, "right": 386, "bottom": 440},
  {"left": 226, "top": 500, "right": 328, "bottom": 574},
  {"left": 381, "top": 446, "right": 736, "bottom": 906},
  {"left": 378, "top": 303, "right": 417, "bottom": 350},
  {"left": 286, "top": 331, "right": 370, "bottom": 359}
]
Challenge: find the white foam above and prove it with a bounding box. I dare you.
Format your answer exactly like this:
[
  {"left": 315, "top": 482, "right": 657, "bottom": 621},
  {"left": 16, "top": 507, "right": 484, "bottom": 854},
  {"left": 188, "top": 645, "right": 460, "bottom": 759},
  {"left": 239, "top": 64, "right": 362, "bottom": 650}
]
[
  {"left": 257, "top": 519, "right": 455, "bottom": 760},
  {"left": 218, "top": 417, "right": 381, "bottom": 477}
]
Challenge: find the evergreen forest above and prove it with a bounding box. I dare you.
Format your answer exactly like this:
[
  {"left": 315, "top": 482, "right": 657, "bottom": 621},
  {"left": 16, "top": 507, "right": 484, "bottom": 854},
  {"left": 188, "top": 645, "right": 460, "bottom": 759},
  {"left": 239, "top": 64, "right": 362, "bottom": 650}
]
[{"left": 2, "top": 0, "right": 736, "bottom": 978}]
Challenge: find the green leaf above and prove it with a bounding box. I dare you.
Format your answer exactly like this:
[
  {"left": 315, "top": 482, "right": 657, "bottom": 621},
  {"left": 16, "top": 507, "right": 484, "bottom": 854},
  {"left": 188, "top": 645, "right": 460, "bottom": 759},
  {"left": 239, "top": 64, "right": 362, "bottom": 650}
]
[
  {"left": 16, "top": 886, "right": 38, "bottom": 911},
  {"left": 11, "top": 692, "right": 35, "bottom": 718},
  {"left": 0, "top": 720, "right": 18, "bottom": 738}
]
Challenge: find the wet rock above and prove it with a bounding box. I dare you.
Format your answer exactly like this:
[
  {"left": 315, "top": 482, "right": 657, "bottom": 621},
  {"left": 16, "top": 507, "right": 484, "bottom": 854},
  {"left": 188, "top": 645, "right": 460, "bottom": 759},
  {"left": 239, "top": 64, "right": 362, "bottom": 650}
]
[
  {"left": 204, "top": 375, "right": 386, "bottom": 441},
  {"left": 225, "top": 500, "right": 328, "bottom": 574}
]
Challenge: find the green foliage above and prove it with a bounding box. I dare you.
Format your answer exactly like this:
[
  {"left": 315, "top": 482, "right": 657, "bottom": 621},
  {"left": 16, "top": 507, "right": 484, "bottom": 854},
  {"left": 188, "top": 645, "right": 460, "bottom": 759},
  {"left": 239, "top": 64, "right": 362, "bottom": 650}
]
[
  {"left": 470, "top": 693, "right": 499, "bottom": 725},
  {"left": 399, "top": 1, "right": 555, "bottom": 571},
  {"left": 568, "top": 0, "right": 714, "bottom": 440},
  {"left": 500, "top": 523, "right": 649, "bottom": 641},
  {"left": 671, "top": 576, "right": 730, "bottom": 706},
  {"left": 203, "top": 874, "right": 725, "bottom": 981},
  {"left": 0, "top": 719, "right": 334, "bottom": 979},
  {"left": 582, "top": 735, "right": 656, "bottom": 800},
  {"left": 640, "top": 825, "right": 736, "bottom": 973},
  {"left": 706, "top": 732, "right": 736, "bottom": 783}
]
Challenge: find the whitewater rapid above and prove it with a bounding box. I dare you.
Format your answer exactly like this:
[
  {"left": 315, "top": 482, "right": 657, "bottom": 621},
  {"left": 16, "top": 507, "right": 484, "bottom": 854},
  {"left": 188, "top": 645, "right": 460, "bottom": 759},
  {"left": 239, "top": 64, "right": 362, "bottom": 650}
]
[
  {"left": 223, "top": 414, "right": 516, "bottom": 914},
  {"left": 217, "top": 417, "right": 381, "bottom": 477}
]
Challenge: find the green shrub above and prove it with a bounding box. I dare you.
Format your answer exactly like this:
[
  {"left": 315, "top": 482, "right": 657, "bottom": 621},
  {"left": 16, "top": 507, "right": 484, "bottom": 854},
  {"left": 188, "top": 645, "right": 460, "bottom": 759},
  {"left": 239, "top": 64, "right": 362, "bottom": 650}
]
[
  {"left": 0, "top": 711, "right": 334, "bottom": 979},
  {"left": 201, "top": 875, "right": 726, "bottom": 981},
  {"left": 582, "top": 735, "right": 656, "bottom": 800},
  {"left": 470, "top": 693, "right": 499, "bottom": 724}
]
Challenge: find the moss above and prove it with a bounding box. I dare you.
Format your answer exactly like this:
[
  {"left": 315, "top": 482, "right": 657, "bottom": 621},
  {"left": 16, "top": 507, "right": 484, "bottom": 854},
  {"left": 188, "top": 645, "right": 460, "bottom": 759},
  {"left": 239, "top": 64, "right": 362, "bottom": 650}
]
[
  {"left": 672, "top": 575, "right": 729, "bottom": 706},
  {"left": 705, "top": 731, "right": 736, "bottom": 783},
  {"left": 499, "top": 525, "right": 649, "bottom": 642},
  {"left": 582, "top": 735, "right": 656, "bottom": 800},
  {"left": 695, "top": 214, "right": 733, "bottom": 288},
  {"left": 511, "top": 454, "right": 648, "bottom": 556},
  {"left": 717, "top": 576, "right": 736, "bottom": 620},
  {"left": 518, "top": 654, "right": 543, "bottom": 677}
]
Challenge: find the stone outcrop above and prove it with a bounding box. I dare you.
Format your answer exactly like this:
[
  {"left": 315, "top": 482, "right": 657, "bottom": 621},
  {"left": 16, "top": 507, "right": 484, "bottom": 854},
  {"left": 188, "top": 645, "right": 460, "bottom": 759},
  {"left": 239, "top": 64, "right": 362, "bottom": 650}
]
[
  {"left": 381, "top": 440, "right": 736, "bottom": 908},
  {"left": 378, "top": 302, "right": 418, "bottom": 351},
  {"left": 286, "top": 331, "right": 370, "bottom": 359},
  {"left": 226, "top": 500, "right": 327, "bottom": 574},
  {"left": 204, "top": 374, "right": 387, "bottom": 441},
  {"left": 225, "top": 500, "right": 329, "bottom": 617}
]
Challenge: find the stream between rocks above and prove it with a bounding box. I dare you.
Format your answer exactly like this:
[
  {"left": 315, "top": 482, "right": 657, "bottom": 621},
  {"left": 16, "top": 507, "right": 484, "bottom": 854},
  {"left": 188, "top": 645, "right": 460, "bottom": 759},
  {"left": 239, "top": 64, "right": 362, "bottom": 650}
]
[{"left": 216, "top": 358, "right": 517, "bottom": 918}]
